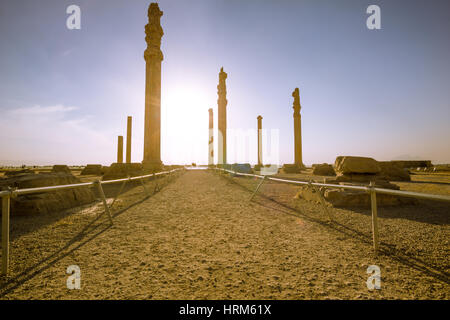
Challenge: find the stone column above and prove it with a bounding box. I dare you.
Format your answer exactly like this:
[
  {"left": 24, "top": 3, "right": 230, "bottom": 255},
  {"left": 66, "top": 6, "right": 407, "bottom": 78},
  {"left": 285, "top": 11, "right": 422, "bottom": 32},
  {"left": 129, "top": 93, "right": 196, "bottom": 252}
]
[
  {"left": 257, "top": 115, "right": 263, "bottom": 166},
  {"left": 217, "top": 67, "right": 228, "bottom": 165},
  {"left": 208, "top": 108, "right": 214, "bottom": 166},
  {"left": 126, "top": 116, "right": 132, "bottom": 164},
  {"left": 143, "top": 3, "right": 164, "bottom": 172},
  {"left": 292, "top": 88, "right": 303, "bottom": 168},
  {"left": 117, "top": 136, "right": 123, "bottom": 164}
]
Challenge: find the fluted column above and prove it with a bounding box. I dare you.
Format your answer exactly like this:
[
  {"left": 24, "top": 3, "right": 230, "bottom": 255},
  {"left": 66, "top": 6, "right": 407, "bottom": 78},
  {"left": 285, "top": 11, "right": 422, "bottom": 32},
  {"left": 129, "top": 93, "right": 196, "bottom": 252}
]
[
  {"left": 143, "top": 3, "right": 164, "bottom": 171},
  {"left": 257, "top": 115, "right": 263, "bottom": 166},
  {"left": 117, "top": 136, "right": 123, "bottom": 164},
  {"left": 126, "top": 116, "right": 132, "bottom": 163},
  {"left": 208, "top": 108, "right": 214, "bottom": 166},
  {"left": 292, "top": 88, "right": 303, "bottom": 167},
  {"left": 217, "top": 67, "right": 228, "bottom": 165}
]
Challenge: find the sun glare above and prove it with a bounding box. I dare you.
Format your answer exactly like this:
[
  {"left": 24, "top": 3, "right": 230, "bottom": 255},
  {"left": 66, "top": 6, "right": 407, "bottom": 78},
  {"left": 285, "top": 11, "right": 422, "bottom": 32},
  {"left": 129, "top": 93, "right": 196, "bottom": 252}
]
[{"left": 162, "top": 86, "right": 212, "bottom": 165}]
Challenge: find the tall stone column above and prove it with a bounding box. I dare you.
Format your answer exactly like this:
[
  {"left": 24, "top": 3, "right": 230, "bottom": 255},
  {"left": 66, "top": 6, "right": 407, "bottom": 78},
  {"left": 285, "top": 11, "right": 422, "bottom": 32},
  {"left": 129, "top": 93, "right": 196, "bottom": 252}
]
[
  {"left": 208, "top": 108, "right": 214, "bottom": 166},
  {"left": 117, "top": 136, "right": 123, "bottom": 164},
  {"left": 292, "top": 88, "right": 303, "bottom": 168},
  {"left": 126, "top": 116, "right": 132, "bottom": 164},
  {"left": 143, "top": 3, "right": 163, "bottom": 172},
  {"left": 257, "top": 115, "right": 263, "bottom": 166},
  {"left": 217, "top": 67, "right": 228, "bottom": 165}
]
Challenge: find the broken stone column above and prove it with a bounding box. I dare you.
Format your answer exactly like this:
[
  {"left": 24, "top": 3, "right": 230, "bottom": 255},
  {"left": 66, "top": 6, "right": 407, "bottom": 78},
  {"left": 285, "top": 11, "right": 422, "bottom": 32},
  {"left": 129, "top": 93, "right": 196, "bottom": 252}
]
[
  {"left": 117, "top": 136, "right": 123, "bottom": 164},
  {"left": 126, "top": 116, "right": 132, "bottom": 164},
  {"left": 143, "top": 3, "right": 164, "bottom": 172},
  {"left": 217, "top": 67, "right": 228, "bottom": 165},
  {"left": 208, "top": 108, "right": 214, "bottom": 166},
  {"left": 257, "top": 115, "right": 263, "bottom": 166},
  {"left": 292, "top": 88, "right": 304, "bottom": 168}
]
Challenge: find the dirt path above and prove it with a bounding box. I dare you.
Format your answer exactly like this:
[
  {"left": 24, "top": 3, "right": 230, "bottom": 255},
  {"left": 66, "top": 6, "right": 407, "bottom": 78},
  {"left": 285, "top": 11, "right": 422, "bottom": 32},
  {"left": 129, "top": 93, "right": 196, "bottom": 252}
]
[{"left": 1, "top": 170, "right": 448, "bottom": 299}]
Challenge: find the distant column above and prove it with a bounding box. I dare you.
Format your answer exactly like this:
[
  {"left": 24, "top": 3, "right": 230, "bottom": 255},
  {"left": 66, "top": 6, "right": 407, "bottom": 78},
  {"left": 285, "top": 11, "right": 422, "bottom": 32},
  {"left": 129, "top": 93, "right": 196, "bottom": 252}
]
[
  {"left": 143, "top": 3, "right": 164, "bottom": 171},
  {"left": 292, "top": 88, "right": 303, "bottom": 167},
  {"left": 126, "top": 116, "right": 132, "bottom": 163},
  {"left": 208, "top": 108, "right": 214, "bottom": 166},
  {"left": 257, "top": 115, "right": 263, "bottom": 166},
  {"left": 117, "top": 136, "right": 124, "bottom": 164},
  {"left": 217, "top": 67, "right": 228, "bottom": 165}
]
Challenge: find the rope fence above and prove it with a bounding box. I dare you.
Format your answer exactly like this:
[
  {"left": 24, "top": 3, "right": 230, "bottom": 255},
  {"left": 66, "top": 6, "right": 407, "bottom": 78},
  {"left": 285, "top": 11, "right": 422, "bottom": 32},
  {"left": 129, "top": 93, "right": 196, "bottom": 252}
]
[
  {"left": 212, "top": 167, "right": 450, "bottom": 253},
  {"left": 0, "top": 168, "right": 184, "bottom": 276}
]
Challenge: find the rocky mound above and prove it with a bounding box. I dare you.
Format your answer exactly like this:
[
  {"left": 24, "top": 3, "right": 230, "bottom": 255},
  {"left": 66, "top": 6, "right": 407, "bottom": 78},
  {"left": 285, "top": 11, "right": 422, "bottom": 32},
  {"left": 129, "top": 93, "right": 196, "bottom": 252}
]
[
  {"left": 296, "top": 156, "right": 416, "bottom": 207},
  {"left": 0, "top": 172, "right": 96, "bottom": 216}
]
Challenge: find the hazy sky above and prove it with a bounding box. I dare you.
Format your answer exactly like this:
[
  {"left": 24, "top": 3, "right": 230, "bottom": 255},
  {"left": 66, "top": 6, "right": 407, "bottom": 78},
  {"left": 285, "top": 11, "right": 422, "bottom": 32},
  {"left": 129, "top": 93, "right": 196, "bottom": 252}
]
[{"left": 1, "top": 0, "right": 449, "bottom": 166}]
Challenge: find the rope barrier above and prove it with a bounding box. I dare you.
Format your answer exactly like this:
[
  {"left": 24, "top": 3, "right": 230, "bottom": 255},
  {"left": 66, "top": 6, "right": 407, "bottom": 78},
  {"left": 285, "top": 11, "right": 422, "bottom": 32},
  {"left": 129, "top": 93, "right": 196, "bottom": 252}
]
[{"left": 0, "top": 168, "right": 183, "bottom": 276}]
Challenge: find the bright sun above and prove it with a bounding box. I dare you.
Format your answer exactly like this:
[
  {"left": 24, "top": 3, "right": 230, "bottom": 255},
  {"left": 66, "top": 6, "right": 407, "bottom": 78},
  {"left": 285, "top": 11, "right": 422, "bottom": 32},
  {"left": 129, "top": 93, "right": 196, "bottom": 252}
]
[{"left": 161, "top": 86, "right": 213, "bottom": 165}]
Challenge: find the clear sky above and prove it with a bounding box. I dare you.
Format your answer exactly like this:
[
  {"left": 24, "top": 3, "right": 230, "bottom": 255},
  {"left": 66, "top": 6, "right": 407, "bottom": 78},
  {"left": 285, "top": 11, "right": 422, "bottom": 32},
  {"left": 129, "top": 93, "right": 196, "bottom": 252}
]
[{"left": 0, "top": 0, "right": 449, "bottom": 166}]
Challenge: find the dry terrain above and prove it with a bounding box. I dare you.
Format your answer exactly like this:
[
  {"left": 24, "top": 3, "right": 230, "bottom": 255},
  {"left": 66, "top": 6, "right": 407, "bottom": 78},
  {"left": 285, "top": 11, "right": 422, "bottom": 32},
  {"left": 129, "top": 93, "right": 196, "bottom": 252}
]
[{"left": 0, "top": 169, "right": 448, "bottom": 299}]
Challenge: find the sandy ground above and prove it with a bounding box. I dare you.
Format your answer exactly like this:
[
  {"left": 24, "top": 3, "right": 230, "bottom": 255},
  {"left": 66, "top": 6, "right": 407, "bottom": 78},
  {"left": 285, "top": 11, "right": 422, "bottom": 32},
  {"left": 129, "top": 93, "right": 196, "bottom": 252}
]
[{"left": 0, "top": 169, "right": 448, "bottom": 299}]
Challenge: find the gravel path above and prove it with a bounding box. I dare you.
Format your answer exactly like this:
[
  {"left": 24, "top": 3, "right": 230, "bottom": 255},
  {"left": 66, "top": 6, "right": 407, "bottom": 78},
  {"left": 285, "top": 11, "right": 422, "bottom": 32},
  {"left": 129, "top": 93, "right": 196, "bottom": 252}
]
[{"left": 1, "top": 170, "right": 448, "bottom": 299}]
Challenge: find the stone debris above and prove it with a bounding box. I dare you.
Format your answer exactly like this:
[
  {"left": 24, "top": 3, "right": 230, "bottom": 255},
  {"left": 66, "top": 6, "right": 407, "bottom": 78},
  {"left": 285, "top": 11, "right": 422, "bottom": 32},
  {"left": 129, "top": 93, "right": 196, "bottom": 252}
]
[
  {"left": 80, "top": 164, "right": 104, "bottom": 176},
  {"left": 378, "top": 161, "right": 411, "bottom": 181},
  {"left": 4, "top": 168, "right": 35, "bottom": 176},
  {"left": 295, "top": 156, "right": 416, "bottom": 207},
  {"left": 312, "top": 163, "right": 335, "bottom": 176},
  {"left": 282, "top": 164, "right": 302, "bottom": 174},
  {"left": 334, "top": 156, "right": 380, "bottom": 174},
  {"left": 102, "top": 163, "right": 145, "bottom": 180},
  {"left": 0, "top": 172, "right": 95, "bottom": 216},
  {"left": 230, "top": 163, "right": 253, "bottom": 175},
  {"left": 51, "top": 165, "right": 71, "bottom": 174}
]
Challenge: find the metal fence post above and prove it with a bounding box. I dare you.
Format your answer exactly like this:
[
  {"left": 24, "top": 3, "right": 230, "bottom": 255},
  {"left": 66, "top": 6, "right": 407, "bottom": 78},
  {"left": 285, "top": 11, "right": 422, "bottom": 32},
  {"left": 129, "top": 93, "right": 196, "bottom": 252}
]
[
  {"left": 250, "top": 176, "right": 267, "bottom": 201},
  {"left": 153, "top": 173, "right": 160, "bottom": 193},
  {"left": 2, "top": 193, "right": 11, "bottom": 276},
  {"left": 140, "top": 176, "right": 151, "bottom": 196},
  {"left": 369, "top": 181, "right": 379, "bottom": 252},
  {"left": 95, "top": 180, "right": 113, "bottom": 225},
  {"left": 109, "top": 177, "right": 129, "bottom": 210},
  {"left": 309, "top": 180, "right": 334, "bottom": 222}
]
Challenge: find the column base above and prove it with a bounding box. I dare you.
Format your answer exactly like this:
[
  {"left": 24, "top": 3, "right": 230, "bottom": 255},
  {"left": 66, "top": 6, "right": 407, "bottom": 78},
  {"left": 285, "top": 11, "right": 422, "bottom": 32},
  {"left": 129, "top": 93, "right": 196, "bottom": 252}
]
[{"left": 142, "top": 160, "right": 163, "bottom": 173}]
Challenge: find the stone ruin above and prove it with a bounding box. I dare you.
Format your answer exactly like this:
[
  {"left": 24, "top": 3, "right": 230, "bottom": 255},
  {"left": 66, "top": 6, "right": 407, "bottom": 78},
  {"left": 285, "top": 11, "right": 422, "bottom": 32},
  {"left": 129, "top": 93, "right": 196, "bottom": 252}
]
[
  {"left": 0, "top": 171, "right": 95, "bottom": 216},
  {"left": 80, "top": 164, "right": 104, "bottom": 176},
  {"left": 282, "top": 164, "right": 302, "bottom": 174},
  {"left": 312, "top": 163, "right": 335, "bottom": 176},
  {"left": 295, "top": 156, "right": 416, "bottom": 207},
  {"left": 4, "top": 168, "right": 35, "bottom": 176},
  {"left": 51, "top": 165, "right": 72, "bottom": 174},
  {"left": 102, "top": 163, "right": 145, "bottom": 180},
  {"left": 230, "top": 163, "right": 253, "bottom": 175}
]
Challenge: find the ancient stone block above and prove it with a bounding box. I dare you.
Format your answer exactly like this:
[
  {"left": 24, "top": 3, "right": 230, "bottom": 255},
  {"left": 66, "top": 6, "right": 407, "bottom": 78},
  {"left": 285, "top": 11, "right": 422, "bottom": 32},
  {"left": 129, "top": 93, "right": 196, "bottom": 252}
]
[
  {"left": 4, "top": 168, "right": 34, "bottom": 176},
  {"left": 102, "top": 163, "right": 145, "bottom": 180},
  {"left": 295, "top": 185, "right": 416, "bottom": 208},
  {"left": 312, "top": 163, "right": 335, "bottom": 176},
  {"left": 230, "top": 163, "right": 253, "bottom": 174},
  {"left": 0, "top": 172, "right": 95, "bottom": 216},
  {"left": 80, "top": 164, "right": 103, "bottom": 176},
  {"left": 282, "top": 164, "right": 301, "bottom": 174},
  {"left": 335, "top": 156, "right": 381, "bottom": 174},
  {"left": 51, "top": 165, "right": 71, "bottom": 174},
  {"left": 378, "top": 161, "right": 411, "bottom": 181}
]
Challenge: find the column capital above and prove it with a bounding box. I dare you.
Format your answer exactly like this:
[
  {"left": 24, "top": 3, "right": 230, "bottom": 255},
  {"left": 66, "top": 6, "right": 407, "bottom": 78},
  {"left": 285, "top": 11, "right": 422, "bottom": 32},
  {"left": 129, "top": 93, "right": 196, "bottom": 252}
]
[
  {"left": 144, "top": 3, "right": 164, "bottom": 62},
  {"left": 292, "top": 87, "right": 301, "bottom": 115}
]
